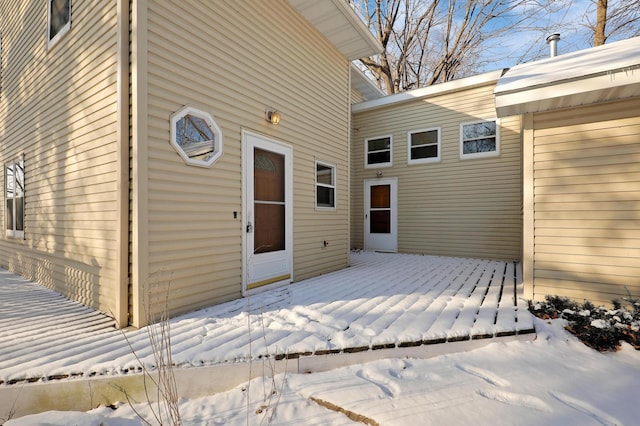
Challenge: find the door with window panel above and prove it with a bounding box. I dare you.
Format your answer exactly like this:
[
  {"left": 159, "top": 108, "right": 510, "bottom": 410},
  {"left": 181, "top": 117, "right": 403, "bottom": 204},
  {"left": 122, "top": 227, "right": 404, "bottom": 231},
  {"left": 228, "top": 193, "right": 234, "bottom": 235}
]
[
  {"left": 364, "top": 178, "right": 397, "bottom": 252},
  {"left": 243, "top": 133, "right": 293, "bottom": 292}
]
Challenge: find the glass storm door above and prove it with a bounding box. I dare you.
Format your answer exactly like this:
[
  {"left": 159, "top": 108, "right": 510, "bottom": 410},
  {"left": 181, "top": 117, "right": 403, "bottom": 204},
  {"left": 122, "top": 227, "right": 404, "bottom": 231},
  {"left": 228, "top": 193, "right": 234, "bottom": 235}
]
[
  {"left": 243, "top": 133, "right": 292, "bottom": 292},
  {"left": 364, "top": 178, "right": 397, "bottom": 252}
]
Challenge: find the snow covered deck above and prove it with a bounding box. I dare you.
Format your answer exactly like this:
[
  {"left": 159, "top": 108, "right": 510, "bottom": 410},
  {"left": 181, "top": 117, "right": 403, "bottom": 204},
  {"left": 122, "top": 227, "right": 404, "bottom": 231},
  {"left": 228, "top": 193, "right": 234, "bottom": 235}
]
[{"left": 0, "top": 252, "right": 534, "bottom": 386}]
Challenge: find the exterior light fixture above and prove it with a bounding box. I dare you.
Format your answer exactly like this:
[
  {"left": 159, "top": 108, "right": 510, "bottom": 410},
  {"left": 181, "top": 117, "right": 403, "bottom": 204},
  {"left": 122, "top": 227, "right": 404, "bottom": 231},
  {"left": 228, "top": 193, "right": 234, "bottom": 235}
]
[{"left": 265, "top": 109, "right": 281, "bottom": 125}]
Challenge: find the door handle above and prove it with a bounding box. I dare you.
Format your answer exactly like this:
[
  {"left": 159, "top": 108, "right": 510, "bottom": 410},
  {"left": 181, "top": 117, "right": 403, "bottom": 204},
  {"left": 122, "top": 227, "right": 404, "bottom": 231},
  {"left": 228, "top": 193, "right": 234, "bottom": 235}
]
[{"left": 246, "top": 222, "right": 253, "bottom": 233}]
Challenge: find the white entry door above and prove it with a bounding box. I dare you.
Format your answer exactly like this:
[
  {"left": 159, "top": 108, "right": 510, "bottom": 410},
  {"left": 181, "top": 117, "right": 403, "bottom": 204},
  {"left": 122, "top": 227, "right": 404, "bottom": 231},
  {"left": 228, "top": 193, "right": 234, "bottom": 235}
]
[
  {"left": 364, "top": 178, "right": 398, "bottom": 252},
  {"left": 243, "top": 132, "right": 293, "bottom": 293}
]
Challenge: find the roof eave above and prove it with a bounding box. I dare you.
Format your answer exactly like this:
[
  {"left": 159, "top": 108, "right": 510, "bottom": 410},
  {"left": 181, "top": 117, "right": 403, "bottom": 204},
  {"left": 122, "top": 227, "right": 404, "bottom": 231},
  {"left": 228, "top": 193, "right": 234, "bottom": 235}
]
[
  {"left": 495, "top": 66, "right": 640, "bottom": 117},
  {"left": 288, "top": 0, "right": 383, "bottom": 60},
  {"left": 352, "top": 69, "right": 506, "bottom": 113}
]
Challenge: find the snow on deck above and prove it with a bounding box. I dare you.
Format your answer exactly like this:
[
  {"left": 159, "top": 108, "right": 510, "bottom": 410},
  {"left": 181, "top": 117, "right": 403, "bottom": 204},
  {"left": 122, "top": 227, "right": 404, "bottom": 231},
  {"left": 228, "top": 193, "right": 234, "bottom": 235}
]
[{"left": 0, "top": 252, "right": 534, "bottom": 385}]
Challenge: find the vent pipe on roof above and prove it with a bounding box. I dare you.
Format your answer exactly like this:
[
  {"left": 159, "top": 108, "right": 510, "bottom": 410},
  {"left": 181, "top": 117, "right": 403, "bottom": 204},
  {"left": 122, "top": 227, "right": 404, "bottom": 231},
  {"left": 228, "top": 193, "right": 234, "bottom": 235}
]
[{"left": 546, "top": 33, "right": 560, "bottom": 57}]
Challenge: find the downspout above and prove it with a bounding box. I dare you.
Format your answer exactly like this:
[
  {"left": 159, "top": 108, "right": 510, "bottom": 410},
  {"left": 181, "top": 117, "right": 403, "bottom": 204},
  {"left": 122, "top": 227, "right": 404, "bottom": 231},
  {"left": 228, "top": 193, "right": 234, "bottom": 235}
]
[
  {"left": 115, "top": 0, "right": 131, "bottom": 328},
  {"left": 347, "top": 64, "right": 352, "bottom": 265},
  {"left": 130, "top": 0, "right": 150, "bottom": 328}
]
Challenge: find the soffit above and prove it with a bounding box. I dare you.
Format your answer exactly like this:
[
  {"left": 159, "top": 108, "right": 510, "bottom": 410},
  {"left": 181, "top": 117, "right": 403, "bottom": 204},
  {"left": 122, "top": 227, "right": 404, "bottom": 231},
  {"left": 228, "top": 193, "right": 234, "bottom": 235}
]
[
  {"left": 288, "top": 0, "right": 382, "bottom": 60},
  {"left": 351, "top": 64, "right": 385, "bottom": 101}
]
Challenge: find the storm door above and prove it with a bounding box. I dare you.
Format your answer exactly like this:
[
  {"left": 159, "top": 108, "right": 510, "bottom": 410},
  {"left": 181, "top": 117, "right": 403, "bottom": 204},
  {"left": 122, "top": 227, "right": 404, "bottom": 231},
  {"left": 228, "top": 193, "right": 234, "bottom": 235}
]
[
  {"left": 243, "top": 132, "right": 292, "bottom": 292},
  {"left": 364, "top": 178, "right": 397, "bottom": 252}
]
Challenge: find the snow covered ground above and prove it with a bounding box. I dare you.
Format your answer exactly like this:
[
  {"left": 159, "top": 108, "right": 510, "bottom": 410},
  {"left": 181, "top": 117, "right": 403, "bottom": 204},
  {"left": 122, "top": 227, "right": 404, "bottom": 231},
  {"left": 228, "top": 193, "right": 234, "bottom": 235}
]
[
  {"left": 3, "top": 252, "right": 638, "bottom": 424},
  {"left": 7, "top": 317, "right": 640, "bottom": 425}
]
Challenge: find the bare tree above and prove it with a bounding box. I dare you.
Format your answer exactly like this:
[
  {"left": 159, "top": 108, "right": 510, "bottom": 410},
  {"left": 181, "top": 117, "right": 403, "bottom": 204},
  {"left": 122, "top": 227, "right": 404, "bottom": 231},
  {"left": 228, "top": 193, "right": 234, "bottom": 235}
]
[
  {"left": 587, "top": 0, "right": 640, "bottom": 45},
  {"left": 594, "top": 0, "right": 608, "bottom": 45},
  {"left": 352, "top": 0, "right": 572, "bottom": 94}
]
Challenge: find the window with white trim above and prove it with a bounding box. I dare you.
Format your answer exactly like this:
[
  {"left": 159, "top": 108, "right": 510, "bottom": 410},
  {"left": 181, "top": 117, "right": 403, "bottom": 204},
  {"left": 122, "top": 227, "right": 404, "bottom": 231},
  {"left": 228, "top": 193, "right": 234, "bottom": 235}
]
[
  {"left": 460, "top": 119, "right": 500, "bottom": 159},
  {"left": 48, "top": 0, "right": 71, "bottom": 49},
  {"left": 365, "top": 135, "right": 392, "bottom": 167},
  {"left": 170, "top": 106, "right": 223, "bottom": 167},
  {"left": 5, "top": 156, "right": 24, "bottom": 239},
  {"left": 315, "top": 161, "right": 336, "bottom": 209},
  {"left": 408, "top": 128, "right": 441, "bottom": 164}
]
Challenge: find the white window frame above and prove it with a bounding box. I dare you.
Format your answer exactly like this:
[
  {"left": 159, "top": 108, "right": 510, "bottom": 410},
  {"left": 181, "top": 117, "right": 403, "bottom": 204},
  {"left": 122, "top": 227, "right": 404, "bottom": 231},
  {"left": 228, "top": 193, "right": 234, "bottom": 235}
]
[
  {"left": 459, "top": 119, "right": 500, "bottom": 159},
  {"left": 407, "top": 127, "right": 441, "bottom": 165},
  {"left": 315, "top": 160, "right": 336, "bottom": 210},
  {"left": 5, "top": 155, "right": 25, "bottom": 239},
  {"left": 47, "top": 0, "right": 71, "bottom": 50},
  {"left": 365, "top": 135, "right": 392, "bottom": 168},
  {"left": 170, "top": 106, "right": 223, "bottom": 168}
]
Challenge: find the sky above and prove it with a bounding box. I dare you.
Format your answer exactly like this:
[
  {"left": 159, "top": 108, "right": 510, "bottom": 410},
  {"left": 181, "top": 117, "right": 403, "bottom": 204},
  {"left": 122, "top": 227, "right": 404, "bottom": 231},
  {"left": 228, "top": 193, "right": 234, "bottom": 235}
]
[
  {"left": 467, "top": 0, "right": 614, "bottom": 73},
  {"left": 352, "top": 0, "right": 639, "bottom": 87}
]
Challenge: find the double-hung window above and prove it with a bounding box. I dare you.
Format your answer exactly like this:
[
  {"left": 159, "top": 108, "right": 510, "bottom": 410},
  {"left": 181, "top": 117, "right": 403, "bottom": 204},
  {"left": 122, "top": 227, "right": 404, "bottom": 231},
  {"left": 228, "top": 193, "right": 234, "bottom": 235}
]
[
  {"left": 316, "top": 161, "right": 336, "bottom": 209},
  {"left": 5, "top": 156, "right": 24, "bottom": 239},
  {"left": 48, "top": 0, "right": 71, "bottom": 49},
  {"left": 365, "top": 135, "right": 392, "bottom": 168},
  {"left": 408, "top": 128, "right": 441, "bottom": 164},
  {"left": 460, "top": 119, "right": 500, "bottom": 159}
]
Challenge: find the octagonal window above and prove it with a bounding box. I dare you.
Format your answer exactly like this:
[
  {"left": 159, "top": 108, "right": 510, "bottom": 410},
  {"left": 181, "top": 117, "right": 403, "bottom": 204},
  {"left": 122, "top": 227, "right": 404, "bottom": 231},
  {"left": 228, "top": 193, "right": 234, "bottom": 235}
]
[{"left": 170, "top": 106, "right": 223, "bottom": 167}]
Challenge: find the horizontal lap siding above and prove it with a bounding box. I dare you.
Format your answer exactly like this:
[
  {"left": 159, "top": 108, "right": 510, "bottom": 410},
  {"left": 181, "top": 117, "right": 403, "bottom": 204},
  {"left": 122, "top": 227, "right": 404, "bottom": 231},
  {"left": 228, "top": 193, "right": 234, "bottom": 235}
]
[
  {"left": 532, "top": 98, "right": 640, "bottom": 305},
  {"left": 143, "top": 0, "right": 350, "bottom": 319},
  {"left": 352, "top": 84, "right": 522, "bottom": 260},
  {"left": 0, "top": 1, "right": 120, "bottom": 313}
]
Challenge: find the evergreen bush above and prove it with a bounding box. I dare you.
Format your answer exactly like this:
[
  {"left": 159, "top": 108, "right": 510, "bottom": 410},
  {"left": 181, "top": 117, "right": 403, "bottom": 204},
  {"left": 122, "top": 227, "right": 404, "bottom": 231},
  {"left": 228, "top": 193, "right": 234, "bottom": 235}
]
[{"left": 529, "top": 295, "right": 640, "bottom": 352}]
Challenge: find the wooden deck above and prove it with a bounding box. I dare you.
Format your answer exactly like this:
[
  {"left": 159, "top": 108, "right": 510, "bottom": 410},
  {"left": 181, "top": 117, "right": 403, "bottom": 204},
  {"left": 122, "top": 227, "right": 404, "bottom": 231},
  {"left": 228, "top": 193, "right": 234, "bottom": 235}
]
[{"left": 0, "top": 252, "right": 535, "bottom": 386}]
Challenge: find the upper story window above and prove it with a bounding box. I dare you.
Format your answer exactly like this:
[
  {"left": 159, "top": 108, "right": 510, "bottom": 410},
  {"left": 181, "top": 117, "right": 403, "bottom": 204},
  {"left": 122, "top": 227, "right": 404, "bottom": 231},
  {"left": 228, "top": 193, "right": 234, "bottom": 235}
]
[
  {"left": 408, "top": 128, "right": 441, "bottom": 164},
  {"left": 170, "top": 106, "right": 223, "bottom": 168},
  {"left": 365, "top": 135, "right": 392, "bottom": 168},
  {"left": 315, "top": 161, "right": 336, "bottom": 209},
  {"left": 460, "top": 119, "right": 500, "bottom": 159},
  {"left": 48, "top": 0, "right": 71, "bottom": 49},
  {"left": 5, "top": 156, "right": 25, "bottom": 239}
]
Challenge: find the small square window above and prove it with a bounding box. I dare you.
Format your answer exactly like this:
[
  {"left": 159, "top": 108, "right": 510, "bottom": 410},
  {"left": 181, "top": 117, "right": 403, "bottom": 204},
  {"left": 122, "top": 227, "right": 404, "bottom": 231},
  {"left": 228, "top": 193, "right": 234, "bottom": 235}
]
[
  {"left": 408, "top": 128, "right": 441, "bottom": 164},
  {"left": 316, "top": 161, "right": 336, "bottom": 209},
  {"left": 460, "top": 119, "right": 500, "bottom": 159},
  {"left": 365, "top": 135, "right": 392, "bottom": 168},
  {"left": 5, "top": 156, "right": 25, "bottom": 239},
  {"left": 48, "top": 0, "right": 71, "bottom": 49}
]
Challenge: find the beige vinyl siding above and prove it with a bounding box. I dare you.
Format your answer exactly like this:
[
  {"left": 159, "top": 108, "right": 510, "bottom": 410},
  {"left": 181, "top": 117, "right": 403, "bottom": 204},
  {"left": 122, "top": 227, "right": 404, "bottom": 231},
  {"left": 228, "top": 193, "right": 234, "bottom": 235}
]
[
  {"left": 352, "top": 83, "right": 522, "bottom": 260},
  {"left": 137, "top": 0, "right": 350, "bottom": 323},
  {"left": 0, "top": 1, "right": 121, "bottom": 313},
  {"left": 531, "top": 97, "right": 640, "bottom": 305},
  {"left": 351, "top": 87, "right": 365, "bottom": 104}
]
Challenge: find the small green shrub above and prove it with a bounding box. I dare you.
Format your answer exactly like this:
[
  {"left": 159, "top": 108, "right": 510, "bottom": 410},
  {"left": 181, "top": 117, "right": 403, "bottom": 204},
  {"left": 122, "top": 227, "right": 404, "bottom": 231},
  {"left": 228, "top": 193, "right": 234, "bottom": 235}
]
[{"left": 529, "top": 296, "right": 640, "bottom": 352}]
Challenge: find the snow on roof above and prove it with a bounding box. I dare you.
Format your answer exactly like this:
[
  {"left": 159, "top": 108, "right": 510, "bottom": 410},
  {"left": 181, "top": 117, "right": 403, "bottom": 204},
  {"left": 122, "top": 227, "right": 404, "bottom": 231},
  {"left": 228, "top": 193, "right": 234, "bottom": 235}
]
[
  {"left": 352, "top": 69, "right": 505, "bottom": 113},
  {"left": 495, "top": 36, "right": 640, "bottom": 117}
]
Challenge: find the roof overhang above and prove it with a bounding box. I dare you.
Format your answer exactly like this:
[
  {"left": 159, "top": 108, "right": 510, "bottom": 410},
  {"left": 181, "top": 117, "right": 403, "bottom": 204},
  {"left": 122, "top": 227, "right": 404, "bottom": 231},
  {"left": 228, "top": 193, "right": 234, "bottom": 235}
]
[
  {"left": 352, "top": 69, "right": 505, "bottom": 113},
  {"left": 495, "top": 36, "right": 640, "bottom": 117},
  {"left": 350, "top": 64, "right": 385, "bottom": 101},
  {"left": 288, "top": 0, "right": 383, "bottom": 60}
]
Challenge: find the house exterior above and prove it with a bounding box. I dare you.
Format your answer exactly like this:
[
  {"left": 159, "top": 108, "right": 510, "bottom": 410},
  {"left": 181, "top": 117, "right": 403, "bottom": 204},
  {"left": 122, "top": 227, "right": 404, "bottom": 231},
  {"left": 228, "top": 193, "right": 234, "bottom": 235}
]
[
  {"left": 495, "top": 36, "right": 640, "bottom": 306},
  {"left": 351, "top": 71, "right": 523, "bottom": 260},
  {"left": 2, "top": 0, "right": 637, "bottom": 328},
  {"left": 0, "top": 0, "right": 381, "bottom": 327}
]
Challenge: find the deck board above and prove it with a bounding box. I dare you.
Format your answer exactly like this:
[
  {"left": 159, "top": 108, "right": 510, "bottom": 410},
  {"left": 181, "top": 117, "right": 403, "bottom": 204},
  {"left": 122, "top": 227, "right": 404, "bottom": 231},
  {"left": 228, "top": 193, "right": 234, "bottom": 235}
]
[{"left": 0, "top": 253, "right": 535, "bottom": 385}]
